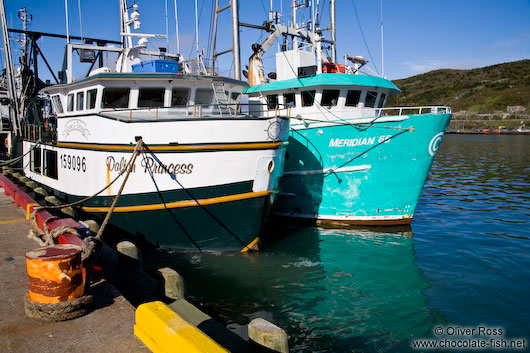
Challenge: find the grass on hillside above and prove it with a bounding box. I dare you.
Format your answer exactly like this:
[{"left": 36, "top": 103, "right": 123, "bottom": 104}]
[{"left": 386, "top": 59, "right": 530, "bottom": 113}]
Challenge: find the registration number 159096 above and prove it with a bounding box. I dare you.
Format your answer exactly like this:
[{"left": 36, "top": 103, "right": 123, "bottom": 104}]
[{"left": 60, "top": 154, "right": 86, "bottom": 172}]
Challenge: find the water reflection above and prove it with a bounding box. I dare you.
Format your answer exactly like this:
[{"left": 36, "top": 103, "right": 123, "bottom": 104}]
[
  {"left": 144, "top": 225, "right": 441, "bottom": 352},
  {"left": 414, "top": 134, "right": 530, "bottom": 340}
]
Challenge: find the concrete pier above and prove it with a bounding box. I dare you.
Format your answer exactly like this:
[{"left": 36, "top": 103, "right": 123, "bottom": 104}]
[
  {"left": 0, "top": 172, "right": 288, "bottom": 353},
  {"left": 0, "top": 188, "right": 149, "bottom": 353}
]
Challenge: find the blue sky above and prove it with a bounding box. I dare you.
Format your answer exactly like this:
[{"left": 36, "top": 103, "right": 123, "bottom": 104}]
[{"left": 2, "top": 0, "right": 529, "bottom": 81}]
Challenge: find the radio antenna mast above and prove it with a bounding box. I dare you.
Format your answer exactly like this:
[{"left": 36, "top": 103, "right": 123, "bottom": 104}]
[
  {"left": 380, "top": 0, "right": 384, "bottom": 77},
  {"left": 174, "top": 0, "right": 180, "bottom": 53}
]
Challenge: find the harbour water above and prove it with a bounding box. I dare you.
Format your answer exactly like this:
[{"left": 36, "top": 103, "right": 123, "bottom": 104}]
[{"left": 144, "top": 134, "right": 530, "bottom": 352}]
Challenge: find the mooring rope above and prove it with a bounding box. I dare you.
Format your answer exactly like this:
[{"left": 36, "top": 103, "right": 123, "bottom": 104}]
[
  {"left": 32, "top": 144, "right": 139, "bottom": 212},
  {"left": 25, "top": 139, "right": 143, "bottom": 262},
  {"left": 0, "top": 139, "right": 42, "bottom": 167},
  {"left": 142, "top": 144, "right": 248, "bottom": 250},
  {"left": 93, "top": 138, "right": 143, "bottom": 242}
]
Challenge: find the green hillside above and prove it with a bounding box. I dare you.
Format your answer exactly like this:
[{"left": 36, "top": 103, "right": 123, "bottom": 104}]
[{"left": 386, "top": 59, "right": 530, "bottom": 113}]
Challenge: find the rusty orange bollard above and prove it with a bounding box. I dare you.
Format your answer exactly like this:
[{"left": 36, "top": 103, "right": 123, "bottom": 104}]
[{"left": 26, "top": 244, "right": 84, "bottom": 304}]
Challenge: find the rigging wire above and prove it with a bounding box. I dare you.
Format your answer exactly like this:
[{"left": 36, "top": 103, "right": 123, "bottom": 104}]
[
  {"left": 206, "top": 0, "right": 215, "bottom": 62},
  {"left": 351, "top": 0, "right": 379, "bottom": 75},
  {"left": 140, "top": 149, "right": 202, "bottom": 251},
  {"left": 165, "top": 0, "right": 169, "bottom": 50},
  {"left": 258, "top": 0, "right": 270, "bottom": 20},
  {"left": 324, "top": 128, "right": 410, "bottom": 178},
  {"left": 187, "top": 0, "right": 207, "bottom": 63},
  {"left": 174, "top": 0, "right": 181, "bottom": 53},
  {"left": 142, "top": 144, "right": 248, "bottom": 249},
  {"left": 77, "top": 0, "right": 83, "bottom": 39}
]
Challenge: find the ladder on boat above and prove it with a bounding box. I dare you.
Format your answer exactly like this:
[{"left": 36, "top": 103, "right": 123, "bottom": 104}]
[{"left": 211, "top": 81, "right": 232, "bottom": 116}]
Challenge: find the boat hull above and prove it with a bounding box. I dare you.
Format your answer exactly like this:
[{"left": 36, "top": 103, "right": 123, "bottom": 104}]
[
  {"left": 22, "top": 116, "right": 289, "bottom": 251},
  {"left": 74, "top": 181, "right": 271, "bottom": 250},
  {"left": 273, "top": 113, "right": 452, "bottom": 225}
]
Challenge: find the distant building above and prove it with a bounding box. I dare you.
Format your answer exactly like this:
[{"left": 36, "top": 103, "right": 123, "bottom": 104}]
[{"left": 507, "top": 106, "right": 526, "bottom": 113}]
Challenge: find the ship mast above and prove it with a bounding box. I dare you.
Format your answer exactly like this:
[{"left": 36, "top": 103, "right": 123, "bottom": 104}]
[
  {"left": 330, "top": 0, "right": 336, "bottom": 63},
  {"left": 211, "top": 0, "right": 241, "bottom": 80},
  {"left": 0, "top": 0, "right": 22, "bottom": 136}
]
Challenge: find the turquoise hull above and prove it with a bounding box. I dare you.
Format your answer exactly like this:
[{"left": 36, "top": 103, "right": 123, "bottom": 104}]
[{"left": 274, "top": 113, "right": 452, "bottom": 224}]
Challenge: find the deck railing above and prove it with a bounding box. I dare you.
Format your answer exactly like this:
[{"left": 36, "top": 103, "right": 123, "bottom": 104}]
[
  {"left": 377, "top": 106, "right": 452, "bottom": 116},
  {"left": 22, "top": 124, "right": 57, "bottom": 143},
  {"left": 98, "top": 103, "right": 285, "bottom": 121},
  {"left": 80, "top": 104, "right": 451, "bottom": 123}
]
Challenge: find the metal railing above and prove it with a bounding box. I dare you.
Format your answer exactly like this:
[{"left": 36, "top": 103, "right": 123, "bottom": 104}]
[
  {"left": 22, "top": 124, "right": 57, "bottom": 143},
  {"left": 98, "top": 103, "right": 287, "bottom": 121},
  {"left": 255, "top": 104, "right": 452, "bottom": 122},
  {"left": 74, "top": 104, "right": 452, "bottom": 123},
  {"left": 377, "top": 106, "right": 452, "bottom": 116}
]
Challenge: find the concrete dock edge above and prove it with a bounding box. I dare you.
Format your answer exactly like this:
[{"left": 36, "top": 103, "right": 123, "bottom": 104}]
[{"left": 134, "top": 301, "right": 229, "bottom": 353}]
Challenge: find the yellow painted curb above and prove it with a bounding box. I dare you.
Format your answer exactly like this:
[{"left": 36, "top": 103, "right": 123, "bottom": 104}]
[
  {"left": 26, "top": 203, "right": 39, "bottom": 220},
  {"left": 134, "top": 301, "right": 228, "bottom": 353}
]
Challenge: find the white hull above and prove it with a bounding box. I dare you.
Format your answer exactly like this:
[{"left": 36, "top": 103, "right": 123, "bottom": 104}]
[{"left": 23, "top": 115, "right": 289, "bottom": 198}]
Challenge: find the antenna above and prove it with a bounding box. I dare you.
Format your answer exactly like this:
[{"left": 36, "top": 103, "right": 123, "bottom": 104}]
[
  {"left": 330, "top": 0, "right": 336, "bottom": 63},
  {"left": 0, "top": 0, "right": 22, "bottom": 136},
  {"left": 164, "top": 0, "right": 169, "bottom": 50},
  {"left": 194, "top": 0, "right": 200, "bottom": 60},
  {"left": 64, "top": 0, "right": 70, "bottom": 43},
  {"left": 77, "top": 0, "right": 83, "bottom": 39},
  {"left": 292, "top": 0, "right": 297, "bottom": 49},
  {"left": 174, "top": 0, "right": 180, "bottom": 54},
  {"left": 380, "top": 0, "right": 384, "bottom": 77}
]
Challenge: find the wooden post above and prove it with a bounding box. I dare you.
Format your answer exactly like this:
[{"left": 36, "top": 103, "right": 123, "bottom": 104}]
[
  {"left": 157, "top": 267, "right": 185, "bottom": 300},
  {"left": 248, "top": 318, "right": 289, "bottom": 353},
  {"left": 82, "top": 220, "right": 100, "bottom": 234},
  {"left": 117, "top": 240, "right": 141, "bottom": 267}
]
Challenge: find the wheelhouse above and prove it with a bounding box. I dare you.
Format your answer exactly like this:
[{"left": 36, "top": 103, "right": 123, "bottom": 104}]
[
  {"left": 44, "top": 72, "right": 246, "bottom": 120},
  {"left": 244, "top": 73, "right": 401, "bottom": 119}
]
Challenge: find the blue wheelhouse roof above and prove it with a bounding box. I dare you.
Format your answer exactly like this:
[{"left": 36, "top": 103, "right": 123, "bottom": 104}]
[{"left": 243, "top": 73, "right": 401, "bottom": 94}]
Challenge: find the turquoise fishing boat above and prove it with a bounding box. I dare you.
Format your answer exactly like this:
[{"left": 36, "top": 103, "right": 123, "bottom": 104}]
[{"left": 241, "top": 1, "right": 451, "bottom": 226}]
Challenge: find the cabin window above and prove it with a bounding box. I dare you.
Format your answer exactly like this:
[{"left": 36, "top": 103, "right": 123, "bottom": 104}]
[
  {"left": 86, "top": 89, "right": 97, "bottom": 109},
  {"left": 171, "top": 88, "right": 190, "bottom": 106},
  {"left": 321, "top": 90, "right": 340, "bottom": 107},
  {"left": 378, "top": 93, "right": 387, "bottom": 108},
  {"left": 51, "top": 95, "right": 63, "bottom": 114},
  {"left": 31, "top": 147, "right": 41, "bottom": 174},
  {"left": 138, "top": 87, "right": 165, "bottom": 108},
  {"left": 283, "top": 93, "right": 295, "bottom": 107},
  {"left": 195, "top": 89, "right": 213, "bottom": 105},
  {"left": 365, "top": 91, "right": 378, "bottom": 108},
  {"left": 231, "top": 92, "right": 241, "bottom": 103},
  {"left": 345, "top": 90, "right": 361, "bottom": 107},
  {"left": 301, "top": 90, "right": 316, "bottom": 107},
  {"left": 267, "top": 94, "right": 278, "bottom": 110},
  {"left": 102, "top": 87, "right": 130, "bottom": 108},
  {"left": 44, "top": 149, "right": 58, "bottom": 180},
  {"left": 76, "top": 91, "right": 84, "bottom": 111},
  {"left": 66, "top": 94, "right": 74, "bottom": 112}
]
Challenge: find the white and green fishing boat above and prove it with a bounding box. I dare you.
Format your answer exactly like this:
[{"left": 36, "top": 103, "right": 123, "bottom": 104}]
[
  {"left": 2, "top": 1, "right": 289, "bottom": 251},
  {"left": 240, "top": 1, "right": 451, "bottom": 226}
]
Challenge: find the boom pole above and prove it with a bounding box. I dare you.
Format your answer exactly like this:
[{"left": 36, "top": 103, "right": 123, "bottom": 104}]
[{"left": 0, "top": 0, "right": 22, "bottom": 136}]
